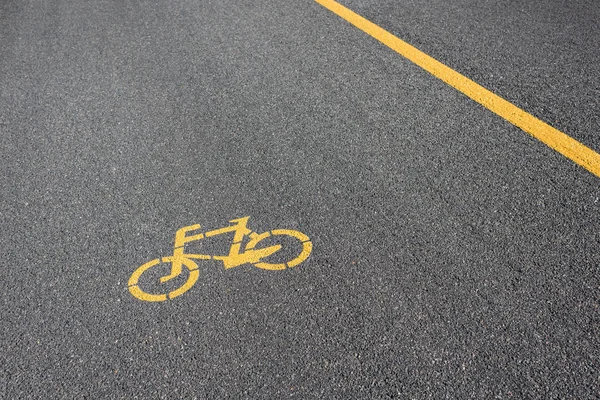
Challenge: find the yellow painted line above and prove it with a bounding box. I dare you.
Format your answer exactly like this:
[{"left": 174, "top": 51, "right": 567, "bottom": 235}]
[{"left": 315, "top": 0, "right": 600, "bottom": 178}]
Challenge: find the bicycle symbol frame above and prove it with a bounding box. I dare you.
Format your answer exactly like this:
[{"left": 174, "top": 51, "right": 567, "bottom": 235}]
[{"left": 128, "top": 217, "right": 312, "bottom": 302}]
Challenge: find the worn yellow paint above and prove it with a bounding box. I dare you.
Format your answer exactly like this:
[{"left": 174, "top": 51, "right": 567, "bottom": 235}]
[
  {"left": 129, "top": 284, "right": 167, "bottom": 302},
  {"left": 128, "top": 218, "right": 313, "bottom": 302},
  {"left": 314, "top": 0, "right": 600, "bottom": 178},
  {"left": 128, "top": 256, "right": 200, "bottom": 302},
  {"left": 128, "top": 259, "right": 168, "bottom": 302},
  {"left": 169, "top": 260, "right": 200, "bottom": 299}
]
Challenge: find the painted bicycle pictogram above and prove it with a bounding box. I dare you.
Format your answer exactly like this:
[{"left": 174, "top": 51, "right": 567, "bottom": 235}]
[{"left": 128, "top": 217, "right": 312, "bottom": 302}]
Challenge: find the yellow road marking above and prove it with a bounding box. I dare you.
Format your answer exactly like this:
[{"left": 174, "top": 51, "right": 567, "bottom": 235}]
[
  {"left": 315, "top": 0, "right": 600, "bottom": 178},
  {"left": 129, "top": 218, "right": 313, "bottom": 302}
]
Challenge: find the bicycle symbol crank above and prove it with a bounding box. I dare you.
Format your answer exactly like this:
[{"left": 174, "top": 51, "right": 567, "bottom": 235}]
[{"left": 128, "top": 217, "right": 312, "bottom": 302}]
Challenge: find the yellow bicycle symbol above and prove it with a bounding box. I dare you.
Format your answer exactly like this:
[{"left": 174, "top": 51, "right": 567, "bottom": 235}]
[{"left": 128, "top": 217, "right": 312, "bottom": 302}]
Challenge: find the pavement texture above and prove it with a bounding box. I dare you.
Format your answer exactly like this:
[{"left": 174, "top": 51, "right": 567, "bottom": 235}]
[{"left": 1, "top": 0, "right": 599, "bottom": 398}]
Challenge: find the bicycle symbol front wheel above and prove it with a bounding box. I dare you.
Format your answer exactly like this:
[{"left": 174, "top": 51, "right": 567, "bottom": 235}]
[
  {"left": 246, "top": 229, "right": 312, "bottom": 270},
  {"left": 128, "top": 256, "right": 199, "bottom": 302}
]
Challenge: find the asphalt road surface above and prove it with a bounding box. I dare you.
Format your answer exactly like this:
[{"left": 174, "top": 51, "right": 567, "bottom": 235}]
[{"left": 1, "top": 0, "right": 599, "bottom": 398}]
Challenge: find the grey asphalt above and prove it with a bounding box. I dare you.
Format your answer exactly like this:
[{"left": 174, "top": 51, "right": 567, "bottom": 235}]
[{"left": 1, "top": 0, "right": 599, "bottom": 398}]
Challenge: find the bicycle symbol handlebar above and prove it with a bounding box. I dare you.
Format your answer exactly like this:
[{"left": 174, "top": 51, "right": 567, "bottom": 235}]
[{"left": 128, "top": 217, "right": 312, "bottom": 302}]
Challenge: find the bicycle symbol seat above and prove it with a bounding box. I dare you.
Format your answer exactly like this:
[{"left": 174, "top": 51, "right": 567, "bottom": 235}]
[{"left": 128, "top": 217, "right": 312, "bottom": 302}]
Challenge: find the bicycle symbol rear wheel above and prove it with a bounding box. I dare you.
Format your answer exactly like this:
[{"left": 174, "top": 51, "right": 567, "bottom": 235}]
[
  {"left": 128, "top": 256, "right": 200, "bottom": 302},
  {"left": 246, "top": 229, "right": 312, "bottom": 270}
]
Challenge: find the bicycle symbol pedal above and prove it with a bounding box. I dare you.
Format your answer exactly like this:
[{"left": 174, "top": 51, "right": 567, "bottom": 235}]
[{"left": 128, "top": 217, "right": 312, "bottom": 302}]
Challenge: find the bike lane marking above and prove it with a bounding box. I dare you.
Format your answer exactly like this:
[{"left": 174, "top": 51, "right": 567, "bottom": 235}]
[
  {"left": 128, "top": 219, "right": 313, "bottom": 302},
  {"left": 314, "top": 0, "right": 600, "bottom": 179}
]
